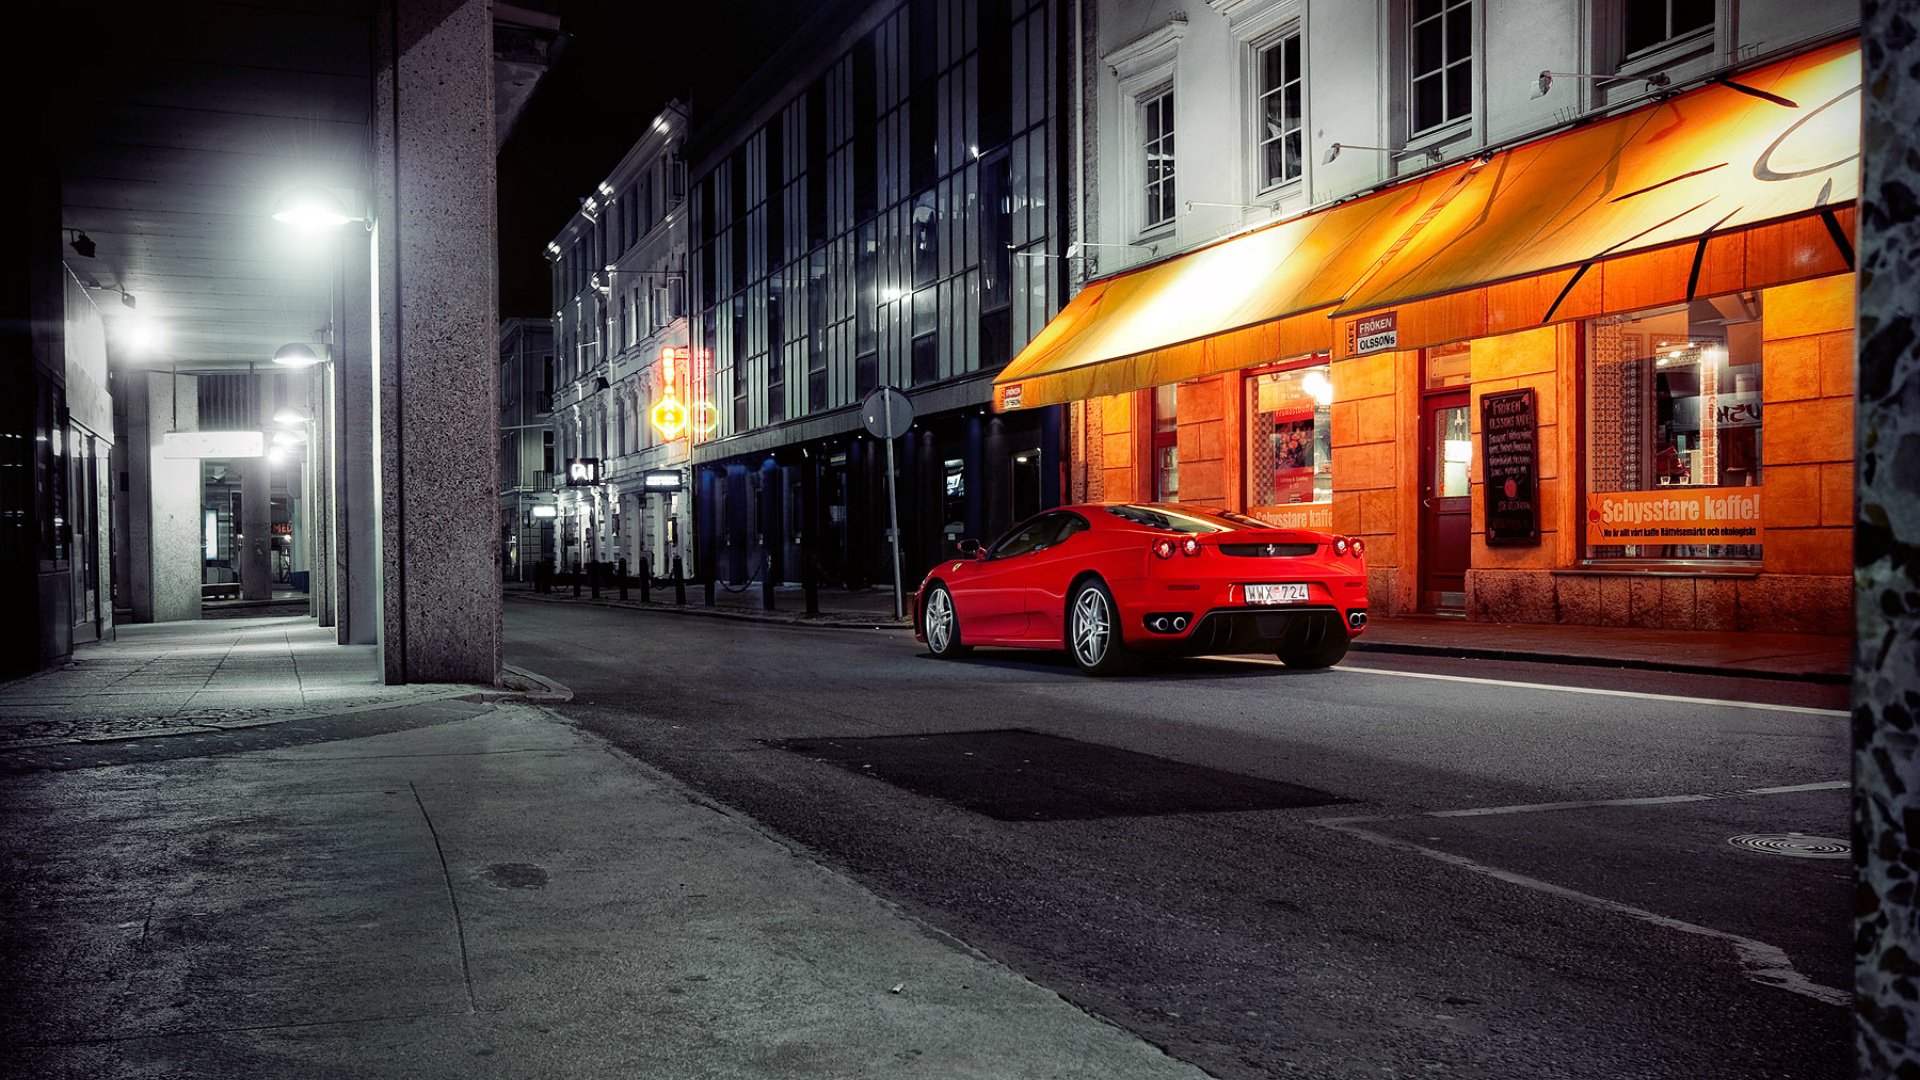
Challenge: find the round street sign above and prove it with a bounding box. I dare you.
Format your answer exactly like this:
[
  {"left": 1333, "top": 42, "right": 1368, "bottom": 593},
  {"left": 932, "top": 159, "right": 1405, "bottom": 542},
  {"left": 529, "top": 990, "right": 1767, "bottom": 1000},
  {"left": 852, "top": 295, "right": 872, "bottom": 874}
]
[{"left": 862, "top": 386, "right": 914, "bottom": 439}]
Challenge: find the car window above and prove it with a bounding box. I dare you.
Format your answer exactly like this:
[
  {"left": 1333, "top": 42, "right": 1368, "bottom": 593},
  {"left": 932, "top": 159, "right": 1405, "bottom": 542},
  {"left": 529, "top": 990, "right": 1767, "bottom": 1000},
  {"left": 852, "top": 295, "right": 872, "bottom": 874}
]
[
  {"left": 989, "top": 515, "right": 1055, "bottom": 559},
  {"left": 1105, "top": 504, "right": 1243, "bottom": 533},
  {"left": 1044, "top": 513, "right": 1089, "bottom": 546}
]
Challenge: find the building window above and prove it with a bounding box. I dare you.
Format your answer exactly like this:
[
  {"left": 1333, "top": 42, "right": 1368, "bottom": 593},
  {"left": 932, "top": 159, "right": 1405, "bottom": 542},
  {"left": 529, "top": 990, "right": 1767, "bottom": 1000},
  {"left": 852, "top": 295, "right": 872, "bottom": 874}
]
[
  {"left": 1585, "top": 293, "right": 1764, "bottom": 562},
  {"left": 1256, "top": 31, "right": 1303, "bottom": 191},
  {"left": 1141, "top": 89, "right": 1176, "bottom": 230},
  {"left": 1410, "top": 0, "right": 1472, "bottom": 136},
  {"left": 1624, "top": 0, "right": 1713, "bottom": 57},
  {"left": 1245, "top": 361, "right": 1333, "bottom": 525}
]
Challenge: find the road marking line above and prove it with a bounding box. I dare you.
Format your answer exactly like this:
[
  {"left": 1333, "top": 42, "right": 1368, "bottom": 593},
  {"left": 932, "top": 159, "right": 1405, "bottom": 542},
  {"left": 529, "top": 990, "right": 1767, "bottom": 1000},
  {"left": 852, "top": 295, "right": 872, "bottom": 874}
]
[
  {"left": 1312, "top": 816, "right": 1851, "bottom": 1008},
  {"left": 1319, "top": 661, "right": 1847, "bottom": 716},
  {"left": 1424, "top": 780, "right": 1849, "bottom": 819}
]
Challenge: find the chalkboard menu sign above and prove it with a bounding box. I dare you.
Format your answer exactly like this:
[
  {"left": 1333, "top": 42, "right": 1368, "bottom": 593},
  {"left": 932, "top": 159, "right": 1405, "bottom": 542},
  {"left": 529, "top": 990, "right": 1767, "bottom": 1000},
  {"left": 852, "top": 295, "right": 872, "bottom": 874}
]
[{"left": 1481, "top": 388, "right": 1540, "bottom": 546}]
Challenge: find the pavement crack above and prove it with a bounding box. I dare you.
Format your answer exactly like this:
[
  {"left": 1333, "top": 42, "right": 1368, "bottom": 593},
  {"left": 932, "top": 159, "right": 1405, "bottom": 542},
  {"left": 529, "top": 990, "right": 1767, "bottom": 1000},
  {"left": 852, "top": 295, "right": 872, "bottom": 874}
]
[{"left": 410, "top": 780, "right": 478, "bottom": 1013}]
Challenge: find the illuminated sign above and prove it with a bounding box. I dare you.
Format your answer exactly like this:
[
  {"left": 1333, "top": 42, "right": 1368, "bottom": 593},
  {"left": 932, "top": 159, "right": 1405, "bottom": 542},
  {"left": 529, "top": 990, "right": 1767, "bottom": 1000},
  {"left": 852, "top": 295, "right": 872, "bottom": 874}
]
[
  {"left": 1000, "top": 382, "right": 1024, "bottom": 410},
  {"left": 531, "top": 505, "right": 558, "bottom": 519},
  {"left": 650, "top": 397, "right": 687, "bottom": 439},
  {"left": 565, "top": 458, "right": 602, "bottom": 486},
  {"left": 162, "top": 431, "right": 266, "bottom": 459},
  {"left": 691, "top": 400, "right": 719, "bottom": 435},
  {"left": 642, "top": 469, "right": 683, "bottom": 491},
  {"left": 1586, "top": 488, "right": 1763, "bottom": 547},
  {"left": 271, "top": 522, "right": 293, "bottom": 536},
  {"left": 651, "top": 345, "right": 694, "bottom": 439}
]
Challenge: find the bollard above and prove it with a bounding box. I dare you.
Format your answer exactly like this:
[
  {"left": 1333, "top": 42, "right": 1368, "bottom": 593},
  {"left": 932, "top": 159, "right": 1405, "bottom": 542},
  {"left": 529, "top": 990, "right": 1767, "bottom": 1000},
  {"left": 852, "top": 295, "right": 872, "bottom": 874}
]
[
  {"left": 639, "top": 562, "right": 651, "bottom": 603},
  {"left": 673, "top": 556, "right": 687, "bottom": 605},
  {"left": 572, "top": 567, "right": 580, "bottom": 597},
  {"left": 617, "top": 558, "right": 629, "bottom": 601}
]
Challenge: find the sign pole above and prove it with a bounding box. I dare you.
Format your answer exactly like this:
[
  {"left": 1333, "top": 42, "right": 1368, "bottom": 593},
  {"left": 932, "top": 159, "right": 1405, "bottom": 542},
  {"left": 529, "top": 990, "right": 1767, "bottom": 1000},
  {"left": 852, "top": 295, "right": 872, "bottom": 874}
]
[{"left": 884, "top": 392, "right": 905, "bottom": 621}]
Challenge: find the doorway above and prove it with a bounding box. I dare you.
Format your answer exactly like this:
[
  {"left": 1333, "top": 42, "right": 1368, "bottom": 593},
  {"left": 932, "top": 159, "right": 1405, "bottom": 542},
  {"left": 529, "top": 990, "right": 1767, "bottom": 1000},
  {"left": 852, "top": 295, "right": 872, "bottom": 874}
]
[{"left": 1419, "top": 389, "right": 1472, "bottom": 612}]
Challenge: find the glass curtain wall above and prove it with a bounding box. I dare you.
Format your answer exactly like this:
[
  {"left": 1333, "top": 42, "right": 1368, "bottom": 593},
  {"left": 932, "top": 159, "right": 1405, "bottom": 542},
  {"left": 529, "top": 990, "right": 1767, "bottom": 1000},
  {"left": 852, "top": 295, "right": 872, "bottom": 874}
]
[{"left": 690, "top": 0, "right": 1056, "bottom": 441}]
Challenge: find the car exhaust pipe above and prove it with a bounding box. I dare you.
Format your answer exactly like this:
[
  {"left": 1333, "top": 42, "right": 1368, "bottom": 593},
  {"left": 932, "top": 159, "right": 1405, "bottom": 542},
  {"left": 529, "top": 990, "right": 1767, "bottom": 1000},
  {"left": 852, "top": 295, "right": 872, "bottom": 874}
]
[
  {"left": 1172, "top": 615, "right": 1188, "bottom": 631},
  {"left": 1348, "top": 611, "right": 1368, "bottom": 630},
  {"left": 1152, "top": 616, "right": 1170, "bottom": 632}
]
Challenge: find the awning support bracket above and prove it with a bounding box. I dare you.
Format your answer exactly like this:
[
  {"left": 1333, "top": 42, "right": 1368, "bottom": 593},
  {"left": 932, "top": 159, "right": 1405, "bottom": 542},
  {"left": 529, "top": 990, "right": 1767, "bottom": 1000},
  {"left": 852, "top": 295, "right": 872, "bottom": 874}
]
[
  {"left": 1541, "top": 262, "right": 1593, "bottom": 324},
  {"left": 1819, "top": 207, "right": 1855, "bottom": 271}
]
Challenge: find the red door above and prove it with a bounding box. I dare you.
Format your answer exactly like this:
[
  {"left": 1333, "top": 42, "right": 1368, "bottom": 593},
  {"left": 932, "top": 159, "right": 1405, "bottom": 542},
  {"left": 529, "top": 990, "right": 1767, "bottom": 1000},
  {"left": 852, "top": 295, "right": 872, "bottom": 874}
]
[{"left": 1419, "top": 390, "right": 1472, "bottom": 612}]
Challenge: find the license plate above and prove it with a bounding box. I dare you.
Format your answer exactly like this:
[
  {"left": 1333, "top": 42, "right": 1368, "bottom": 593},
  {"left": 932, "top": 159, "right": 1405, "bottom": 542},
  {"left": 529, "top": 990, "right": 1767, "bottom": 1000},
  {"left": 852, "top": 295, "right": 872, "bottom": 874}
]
[{"left": 1244, "top": 583, "right": 1310, "bottom": 605}]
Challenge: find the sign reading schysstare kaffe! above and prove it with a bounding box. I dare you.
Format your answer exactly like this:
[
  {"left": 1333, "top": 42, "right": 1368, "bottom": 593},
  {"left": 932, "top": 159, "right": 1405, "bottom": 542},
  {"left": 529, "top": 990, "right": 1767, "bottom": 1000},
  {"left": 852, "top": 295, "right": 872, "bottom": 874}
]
[
  {"left": 1480, "top": 388, "right": 1540, "bottom": 545},
  {"left": 565, "top": 457, "right": 602, "bottom": 486}
]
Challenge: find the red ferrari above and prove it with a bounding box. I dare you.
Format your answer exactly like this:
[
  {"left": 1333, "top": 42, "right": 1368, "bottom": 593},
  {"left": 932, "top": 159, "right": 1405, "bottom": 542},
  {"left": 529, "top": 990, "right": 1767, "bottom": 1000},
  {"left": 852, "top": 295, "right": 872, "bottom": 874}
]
[{"left": 913, "top": 503, "right": 1369, "bottom": 675}]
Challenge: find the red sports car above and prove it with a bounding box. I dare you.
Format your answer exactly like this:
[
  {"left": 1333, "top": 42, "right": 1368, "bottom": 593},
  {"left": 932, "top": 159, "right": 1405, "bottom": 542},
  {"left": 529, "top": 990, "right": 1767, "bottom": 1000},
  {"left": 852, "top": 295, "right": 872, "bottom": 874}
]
[{"left": 913, "top": 503, "right": 1369, "bottom": 675}]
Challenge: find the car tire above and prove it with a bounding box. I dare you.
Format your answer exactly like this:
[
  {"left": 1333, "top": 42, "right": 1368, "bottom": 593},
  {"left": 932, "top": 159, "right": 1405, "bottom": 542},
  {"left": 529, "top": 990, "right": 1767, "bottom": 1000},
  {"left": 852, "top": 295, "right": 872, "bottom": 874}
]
[
  {"left": 1067, "top": 578, "right": 1137, "bottom": 676},
  {"left": 923, "top": 584, "right": 971, "bottom": 658},
  {"left": 1276, "top": 626, "right": 1350, "bottom": 669}
]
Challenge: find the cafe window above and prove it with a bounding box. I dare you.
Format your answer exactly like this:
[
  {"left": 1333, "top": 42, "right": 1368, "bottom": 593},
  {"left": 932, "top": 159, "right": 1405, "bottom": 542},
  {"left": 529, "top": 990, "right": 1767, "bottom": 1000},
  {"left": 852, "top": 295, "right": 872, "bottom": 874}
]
[
  {"left": 1585, "top": 292, "right": 1763, "bottom": 562},
  {"left": 1244, "top": 359, "right": 1333, "bottom": 528},
  {"left": 1151, "top": 383, "right": 1179, "bottom": 501}
]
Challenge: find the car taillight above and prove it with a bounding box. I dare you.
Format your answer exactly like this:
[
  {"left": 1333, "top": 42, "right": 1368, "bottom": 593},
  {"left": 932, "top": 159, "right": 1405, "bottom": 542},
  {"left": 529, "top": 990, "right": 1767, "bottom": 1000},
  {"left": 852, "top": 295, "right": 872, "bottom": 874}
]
[
  {"left": 1333, "top": 536, "right": 1349, "bottom": 556},
  {"left": 1180, "top": 536, "right": 1201, "bottom": 557},
  {"left": 1152, "top": 538, "right": 1176, "bottom": 560},
  {"left": 1352, "top": 537, "right": 1366, "bottom": 557}
]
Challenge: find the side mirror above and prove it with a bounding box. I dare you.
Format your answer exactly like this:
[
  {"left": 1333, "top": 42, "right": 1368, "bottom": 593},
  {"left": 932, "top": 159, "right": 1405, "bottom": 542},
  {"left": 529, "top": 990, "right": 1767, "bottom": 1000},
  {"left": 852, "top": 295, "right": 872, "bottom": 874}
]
[{"left": 957, "top": 538, "right": 984, "bottom": 558}]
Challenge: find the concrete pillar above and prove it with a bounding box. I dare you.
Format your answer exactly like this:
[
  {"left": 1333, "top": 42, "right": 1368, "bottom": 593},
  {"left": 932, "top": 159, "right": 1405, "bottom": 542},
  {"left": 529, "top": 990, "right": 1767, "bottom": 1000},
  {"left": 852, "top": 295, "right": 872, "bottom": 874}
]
[
  {"left": 239, "top": 372, "right": 271, "bottom": 600},
  {"left": 1855, "top": 4, "right": 1920, "bottom": 1074},
  {"left": 336, "top": 227, "right": 378, "bottom": 645},
  {"left": 310, "top": 362, "right": 336, "bottom": 626},
  {"left": 369, "top": 0, "right": 500, "bottom": 684},
  {"left": 124, "top": 371, "right": 201, "bottom": 623}
]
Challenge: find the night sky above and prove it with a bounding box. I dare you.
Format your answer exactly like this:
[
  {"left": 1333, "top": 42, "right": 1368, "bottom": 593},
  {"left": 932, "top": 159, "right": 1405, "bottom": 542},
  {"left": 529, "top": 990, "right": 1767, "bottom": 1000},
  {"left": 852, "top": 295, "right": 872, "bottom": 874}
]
[{"left": 496, "top": 0, "right": 820, "bottom": 317}]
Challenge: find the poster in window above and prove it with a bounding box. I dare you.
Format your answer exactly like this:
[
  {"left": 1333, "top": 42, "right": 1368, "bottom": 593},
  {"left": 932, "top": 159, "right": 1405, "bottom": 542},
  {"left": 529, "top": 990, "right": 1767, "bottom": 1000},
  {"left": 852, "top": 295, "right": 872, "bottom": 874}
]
[
  {"left": 1269, "top": 410, "right": 1317, "bottom": 505},
  {"left": 1480, "top": 388, "right": 1540, "bottom": 546}
]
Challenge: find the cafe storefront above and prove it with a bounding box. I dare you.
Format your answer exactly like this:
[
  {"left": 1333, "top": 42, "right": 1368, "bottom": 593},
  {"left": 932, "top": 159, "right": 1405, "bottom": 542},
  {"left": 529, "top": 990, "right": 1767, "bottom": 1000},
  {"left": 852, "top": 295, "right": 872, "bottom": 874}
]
[{"left": 996, "top": 40, "right": 1858, "bottom": 632}]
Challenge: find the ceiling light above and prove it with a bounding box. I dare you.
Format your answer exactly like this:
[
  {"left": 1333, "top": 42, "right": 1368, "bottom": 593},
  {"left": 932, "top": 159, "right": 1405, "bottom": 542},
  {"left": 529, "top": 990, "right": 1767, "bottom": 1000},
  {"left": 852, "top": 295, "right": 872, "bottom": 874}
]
[
  {"left": 69, "top": 230, "right": 95, "bottom": 259},
  {"left": 120, "top": 290, "right": 137, "bottom": 310},
  {"left": 271, "top": 429, "right": 306, "bottom": 447},
  {"left": 121, "top": 317, "right": 162, "bottom": 358},
  {"left": 273, "top": 407, "right": 310, "bottom": 425},
  {"left": 271, "top": 187, "right": 354, "bottom": 230},
  {"left": 272, "top": 342, "right": 323, "bottom": 368}
]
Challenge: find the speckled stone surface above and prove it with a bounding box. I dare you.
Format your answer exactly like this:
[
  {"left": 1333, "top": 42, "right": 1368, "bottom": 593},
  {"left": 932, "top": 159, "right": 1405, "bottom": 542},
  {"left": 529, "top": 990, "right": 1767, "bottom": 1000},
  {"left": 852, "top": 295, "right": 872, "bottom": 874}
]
[
  {"left": 126, "top": 372, "right": 201, "bottom": 625},
  {"left": 371, "top": 0, "right": 501, "bottom": 685},
  {"left": 1854, "top": 4, "right": 1920, "bottom": 1074}
]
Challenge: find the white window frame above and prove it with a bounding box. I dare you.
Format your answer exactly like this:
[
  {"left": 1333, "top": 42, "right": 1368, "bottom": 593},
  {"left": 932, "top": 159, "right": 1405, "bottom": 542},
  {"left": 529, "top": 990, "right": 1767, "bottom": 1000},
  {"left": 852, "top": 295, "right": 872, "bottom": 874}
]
[
  {"left": 1407, "top": 0, "right": 1475, "bottom": 139},
  {"left": 1210, "top": 0, "right": 1308, "bottom": 201},
  {"left": 1105, "top": 17, "right": 1186, "bottom": 241},
  {"left": 1139, "top": 88, "right": 1177, "bottom": 231},
  {"left": 1253, "top": 28, "right": 1305, "bottom": 194}
]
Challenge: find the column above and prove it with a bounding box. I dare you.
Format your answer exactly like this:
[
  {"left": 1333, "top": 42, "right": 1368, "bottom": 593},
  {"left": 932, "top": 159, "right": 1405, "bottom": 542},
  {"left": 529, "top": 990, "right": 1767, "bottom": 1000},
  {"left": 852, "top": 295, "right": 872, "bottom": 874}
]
[
  {"left": 125, "top": 371, "right": 201, "bottom": 623},
  {"left": 370, "top": 0, "right": 500, "bottom": 683},
  {"left": 1855, "top": 4, "right": 1920, "bottom": 1073},
  {"left": 238, "top": 372, "right": 271, "bottom": 600},
  {"left": 337, "top": 227, "right": 378, "bottom": 645}
]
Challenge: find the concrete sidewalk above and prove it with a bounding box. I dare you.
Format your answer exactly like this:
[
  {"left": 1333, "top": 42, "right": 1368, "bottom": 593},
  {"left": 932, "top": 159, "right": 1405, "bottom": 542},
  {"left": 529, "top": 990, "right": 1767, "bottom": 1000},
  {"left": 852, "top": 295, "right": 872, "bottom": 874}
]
[
  {"left": 507, "top": 581, "right": 1851, "bottom": 682},
  {"left": 0, "top": 617, "right": 559, "bottom": 750},
  {"left": 1, "top": 700, "right": 1207, "bottom": 1080}
]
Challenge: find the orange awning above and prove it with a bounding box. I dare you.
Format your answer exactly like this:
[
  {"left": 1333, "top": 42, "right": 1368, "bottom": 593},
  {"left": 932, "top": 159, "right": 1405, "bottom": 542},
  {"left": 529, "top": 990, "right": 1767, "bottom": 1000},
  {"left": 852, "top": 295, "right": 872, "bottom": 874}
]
[
  {"left": 1328, "top": 38, "right": 1859, "bottom": 355},
  {"left": 995, "top": 38, "right": 1859, "bottom": 409},
  {"left": 992, "top": 168, "right": 1475, "bottom": 412}
]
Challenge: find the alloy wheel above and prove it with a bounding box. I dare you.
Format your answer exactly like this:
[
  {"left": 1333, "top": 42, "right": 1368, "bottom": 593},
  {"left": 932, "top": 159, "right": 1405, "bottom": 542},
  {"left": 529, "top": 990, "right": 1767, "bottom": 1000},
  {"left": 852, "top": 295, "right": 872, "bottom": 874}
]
[
  {"left": 926, "top": 588, "right": 954, "bottom": 653},
  {"left": 1073, "top": 587, "right": 1110, "bottom": 667}
]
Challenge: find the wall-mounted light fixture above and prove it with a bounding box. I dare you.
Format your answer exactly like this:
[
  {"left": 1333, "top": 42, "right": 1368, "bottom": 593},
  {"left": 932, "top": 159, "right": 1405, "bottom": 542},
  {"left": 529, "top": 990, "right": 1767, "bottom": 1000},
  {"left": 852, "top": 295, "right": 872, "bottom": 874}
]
[
  {"left": 1323, "top": 142, "right": 1442, "bottom": 165},
  {"left": 271, "top": 342, "right": 324, "bottom": 368},
  {"left": 1532, "top": 69, "right": 1671, "bottom": 99},
  {"left": 120, "top": 289, "right": 137, "bottom": 310},
  {"left": 270, "top": 187, "right": 356, "bottom": 230}
]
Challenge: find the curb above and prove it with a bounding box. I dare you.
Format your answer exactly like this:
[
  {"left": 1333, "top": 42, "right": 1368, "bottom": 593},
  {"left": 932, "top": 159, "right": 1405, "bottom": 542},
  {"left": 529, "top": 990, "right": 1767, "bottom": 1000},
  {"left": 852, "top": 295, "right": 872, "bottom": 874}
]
[
  {"left": 1348, "top": 639, "right": 1849, "bottom": 685},
  {"left": 508, "top": 591, "right": 1844, "bottom": 684},
  {"left": 506, "top": 589, "right": 911, "bottom": 631}
]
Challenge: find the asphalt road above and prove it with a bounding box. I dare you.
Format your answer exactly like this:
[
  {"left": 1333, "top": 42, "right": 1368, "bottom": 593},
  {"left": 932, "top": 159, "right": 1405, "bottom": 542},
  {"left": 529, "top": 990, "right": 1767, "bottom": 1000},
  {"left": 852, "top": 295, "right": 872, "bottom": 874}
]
[{"left": 505, "top": 600, "right": 1852, "bottom": 1080}]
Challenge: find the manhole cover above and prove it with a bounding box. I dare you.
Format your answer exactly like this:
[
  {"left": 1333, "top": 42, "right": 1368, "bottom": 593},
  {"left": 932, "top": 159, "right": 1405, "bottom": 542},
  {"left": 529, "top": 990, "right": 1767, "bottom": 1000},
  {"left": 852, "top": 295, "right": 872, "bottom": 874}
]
[
  {"left": 1727, "top": 833, "right": 1849, "bottom": 859},
  {"left": 768, "top": 728, "right": 1346, "bottom": 822}
]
